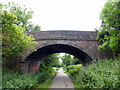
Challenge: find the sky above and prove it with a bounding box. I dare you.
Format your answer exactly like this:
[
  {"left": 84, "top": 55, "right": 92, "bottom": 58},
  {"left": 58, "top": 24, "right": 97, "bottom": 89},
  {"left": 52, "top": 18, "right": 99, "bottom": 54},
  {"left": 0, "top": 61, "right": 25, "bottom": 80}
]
[{"left": 1, "top": 0, "right": 106, "bottom": 31}]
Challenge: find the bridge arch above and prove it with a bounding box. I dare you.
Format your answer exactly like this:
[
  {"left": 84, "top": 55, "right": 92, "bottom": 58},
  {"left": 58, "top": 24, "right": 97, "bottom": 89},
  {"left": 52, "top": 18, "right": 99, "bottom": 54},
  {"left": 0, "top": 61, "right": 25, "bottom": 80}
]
[
  {"left": 22, "top": 31, "right": 99, "bottom": 73},
  {"left": 23, "top": 44, "right": 94, "bottom": 73},
  {"left": 25, "top": 42, "right": 94, "bottom": 64}
]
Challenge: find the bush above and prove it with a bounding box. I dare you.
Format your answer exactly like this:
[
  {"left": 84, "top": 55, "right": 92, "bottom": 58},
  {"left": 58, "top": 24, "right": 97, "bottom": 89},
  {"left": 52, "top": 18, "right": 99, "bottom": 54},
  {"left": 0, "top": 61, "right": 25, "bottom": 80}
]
[
  {"left": 74, "top": 64, "right": 82, "bottom": 69},
  {"left": 68, "top": 69, "right": 78, "bottom": 75},
  {"left": 2, "top": 72, "right": 38, "bottom": 88},
  {"left": 70, "top": 58, "right": 120, "bottom": 88},
  {"left": 2, "top": 67, "right": 56, "bottom": 88},
  {"left": 66, "top": 65, "right": 75, "bottom": 72},
  {"left": 65, "top": 64, "right": 82, "bottom": 75},
  {"left": 37, "top": 71, "right": 51, "bottom": 84}
]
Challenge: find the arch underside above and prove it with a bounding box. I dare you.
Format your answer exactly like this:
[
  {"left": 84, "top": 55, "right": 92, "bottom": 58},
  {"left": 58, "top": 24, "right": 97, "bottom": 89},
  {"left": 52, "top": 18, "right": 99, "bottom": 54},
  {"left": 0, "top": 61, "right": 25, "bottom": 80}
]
[{"left": 25, "top": 44, "right": 93, "bottom": 64}]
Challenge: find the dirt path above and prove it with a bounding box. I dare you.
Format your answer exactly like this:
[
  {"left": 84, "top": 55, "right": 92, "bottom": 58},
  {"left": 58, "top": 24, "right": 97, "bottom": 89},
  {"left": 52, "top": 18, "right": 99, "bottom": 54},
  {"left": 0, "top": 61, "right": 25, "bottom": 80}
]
[{"left": 50, "top": 68, "right": 74, "bottom": 89}]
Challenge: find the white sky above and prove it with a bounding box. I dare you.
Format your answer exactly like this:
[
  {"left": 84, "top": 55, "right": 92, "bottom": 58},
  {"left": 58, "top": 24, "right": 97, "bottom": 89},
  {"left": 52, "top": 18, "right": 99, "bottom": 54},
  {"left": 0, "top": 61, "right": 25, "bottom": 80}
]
[{"left": 1, "top": 0, "right": 106, "bottom": 31}]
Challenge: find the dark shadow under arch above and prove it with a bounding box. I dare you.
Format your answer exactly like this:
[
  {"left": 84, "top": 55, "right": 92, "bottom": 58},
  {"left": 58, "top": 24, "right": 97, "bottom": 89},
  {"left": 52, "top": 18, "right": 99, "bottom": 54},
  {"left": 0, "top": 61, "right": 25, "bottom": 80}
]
[{"left": 25, "top": 44, "right": 93, "bottom": 65}]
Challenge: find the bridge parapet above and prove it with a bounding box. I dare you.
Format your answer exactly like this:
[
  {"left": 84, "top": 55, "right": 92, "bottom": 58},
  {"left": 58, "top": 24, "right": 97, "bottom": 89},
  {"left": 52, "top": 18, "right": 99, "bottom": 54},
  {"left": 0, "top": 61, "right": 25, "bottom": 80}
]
[{"left": 26, "top": 31, "right": 97, "bottom": 41}]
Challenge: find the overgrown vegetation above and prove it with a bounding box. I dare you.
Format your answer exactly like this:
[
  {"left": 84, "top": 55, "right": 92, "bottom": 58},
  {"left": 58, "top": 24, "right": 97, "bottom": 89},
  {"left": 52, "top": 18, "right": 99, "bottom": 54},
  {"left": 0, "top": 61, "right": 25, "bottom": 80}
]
[
  {"left": 2, "top": 69, "right": 55, "bottom": 88},
  {"left": 3, "top": 69, "right": 38, "bottom": 88},
  {"left": 37, "top": 79, "right": 52, "bottom": 89},
  {"left": 62, "top": 53, "right": 81, "bottom": 67},
  {"left": 98, "top": 0, "right": 120, "bottom": 55},
  {"left": 2, "top": 54, "right": 60, "bottom": 88},
  {"left": 4, "top": 2, "right": 41, "bottom": 31},
  {"left": 1, "top": 2, "right": 40, "bottom": 71},
  {"left": 65, "top": 57, "right": 119, "bottom": 88},
  {"left": 1, "top": 2, "right": 61, "bottom": 89},
  {"left": 64, "top": 64, "right": 82, "bottom": 76}
]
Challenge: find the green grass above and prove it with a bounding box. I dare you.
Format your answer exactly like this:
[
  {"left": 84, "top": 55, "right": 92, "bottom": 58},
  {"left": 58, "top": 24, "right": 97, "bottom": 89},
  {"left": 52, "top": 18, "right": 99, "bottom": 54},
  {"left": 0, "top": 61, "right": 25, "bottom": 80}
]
[{"left": 37, "top": 79, "right": 52, "bottom": 89}]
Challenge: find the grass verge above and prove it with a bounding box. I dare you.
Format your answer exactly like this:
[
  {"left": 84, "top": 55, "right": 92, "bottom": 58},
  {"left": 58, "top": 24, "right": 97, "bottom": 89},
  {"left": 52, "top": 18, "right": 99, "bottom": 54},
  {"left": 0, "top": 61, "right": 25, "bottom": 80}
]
[{"left": 37, "top": 79, "right": 52, "bottom": 89}]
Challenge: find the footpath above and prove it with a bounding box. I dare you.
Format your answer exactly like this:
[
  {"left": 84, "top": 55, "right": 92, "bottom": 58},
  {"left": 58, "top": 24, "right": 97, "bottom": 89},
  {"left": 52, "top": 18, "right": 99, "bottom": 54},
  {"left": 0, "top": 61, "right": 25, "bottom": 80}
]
[{"left": 50, "top": 68, "right": 74, "bottom": 89}]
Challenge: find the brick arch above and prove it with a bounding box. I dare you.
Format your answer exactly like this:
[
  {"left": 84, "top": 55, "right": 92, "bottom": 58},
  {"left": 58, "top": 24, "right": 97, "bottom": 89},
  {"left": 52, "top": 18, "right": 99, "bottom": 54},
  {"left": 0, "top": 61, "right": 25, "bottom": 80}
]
[
  {"left": 25, "top": 43, "right": 94, "bottom": 64},
  {"left": 23, "top": 43, "right": 94, "bottom": 73},
  {"left": 36, "top": 40, "right": 95, "bottom": 60},
  {"left": 24, "top": 40, "right": 96, "bottom": 61}
]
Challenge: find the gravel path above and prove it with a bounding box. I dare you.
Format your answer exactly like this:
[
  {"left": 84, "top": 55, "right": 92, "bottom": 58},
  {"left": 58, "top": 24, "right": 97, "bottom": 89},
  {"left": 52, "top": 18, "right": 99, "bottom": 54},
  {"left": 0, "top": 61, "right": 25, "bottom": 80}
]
[{"left": 50, "top": 68, "right": 74, "bottom": 89}]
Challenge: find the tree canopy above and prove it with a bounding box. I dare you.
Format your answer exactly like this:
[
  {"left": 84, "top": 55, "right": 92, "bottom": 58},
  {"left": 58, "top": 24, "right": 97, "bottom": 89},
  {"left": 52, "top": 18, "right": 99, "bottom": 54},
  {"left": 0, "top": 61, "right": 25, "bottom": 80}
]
[
  {"left": 98, "top": 0, "right": 120, "bottom": 54},
  {"left": 61, "top": 54, "right": 81, "bottom": 66},
  {"left": 1, "top": 3, "right": 38, "bottom": 70},
  {"left": 39, "top": 53, "right": 60, "bottom": 72},
  {"left": 42, "top": 53, "right": 60, "bottom": 67},
  {"left": 4, "top": 2, "right": 40, "bottom": 31}
]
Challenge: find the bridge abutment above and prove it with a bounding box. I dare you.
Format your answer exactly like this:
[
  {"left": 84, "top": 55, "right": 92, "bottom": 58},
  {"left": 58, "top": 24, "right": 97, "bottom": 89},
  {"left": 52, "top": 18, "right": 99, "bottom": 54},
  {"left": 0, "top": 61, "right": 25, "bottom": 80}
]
[{"left": 21, "top": 61, "right": 41, "bottom": 74}]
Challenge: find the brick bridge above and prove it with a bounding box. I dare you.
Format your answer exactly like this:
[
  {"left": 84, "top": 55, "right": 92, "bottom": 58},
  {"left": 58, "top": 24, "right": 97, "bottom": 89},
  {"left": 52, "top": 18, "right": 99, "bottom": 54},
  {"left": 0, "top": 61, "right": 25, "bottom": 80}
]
[{"left": 21, "top": 31, "right": 112, "bottom": 73}]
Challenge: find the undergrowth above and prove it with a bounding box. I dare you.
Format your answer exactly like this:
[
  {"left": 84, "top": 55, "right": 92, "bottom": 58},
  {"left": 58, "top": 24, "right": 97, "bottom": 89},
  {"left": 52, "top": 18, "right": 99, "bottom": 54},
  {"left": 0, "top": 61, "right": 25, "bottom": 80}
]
[
  {"left": 64, "top": 57, "right": 120, "bottom": 88},
  {"left": 2, "top": 68, "right": 56, "bottom": 88}
]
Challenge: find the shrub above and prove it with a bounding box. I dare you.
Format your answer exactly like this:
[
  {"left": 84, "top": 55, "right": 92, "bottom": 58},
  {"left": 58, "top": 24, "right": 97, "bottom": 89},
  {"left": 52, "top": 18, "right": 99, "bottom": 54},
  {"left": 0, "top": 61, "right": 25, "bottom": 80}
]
[
  {"left": 74, "top": 64, "right": 82, "bottom": 70},
  {"left": 2, "top": 72, "right": 38, "bottom": 88},
  {"left": 65, "top": 64, "right": 82, "bottom": 75},
  {"left": 2, "top": 67, "right": 56, "bottom": 88},
  {"left": 37, "top": 71, "right": 51, "bottom": 84},
  {"left": 68, "top": 69, "right": 78, "bottom": 75},
  {"left": 70, "top": 58, "right": 119, "bottom": 88},
  {"left": 66, "top": 65, "right": 75, "bottom": 72}
]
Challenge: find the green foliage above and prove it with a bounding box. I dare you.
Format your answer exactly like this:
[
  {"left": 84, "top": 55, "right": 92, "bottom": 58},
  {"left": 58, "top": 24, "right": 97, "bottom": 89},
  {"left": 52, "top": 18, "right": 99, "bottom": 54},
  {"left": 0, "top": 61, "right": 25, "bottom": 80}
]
[
  {"left": 62, "top": 53, "right": 82, "bottom": 76},
  {"left": 74, "top": 64, "right": 82, "bottom": 69},
  {"left": 41, "top": 53, "right": 60, "bottom": 68},
  {"left": 2, "top": 71, "right": 38, "bottom": 88},
  {"left": 37, "top": 79, "right": 52, "bottom": 88},
  {"left": 2, "top": 53, "right": 59, "bottom": 88},
  {"left": 64, "top": 64, "right": 82, "bottom": 76},
  {"left": 62, "top": 54, "right": 81, "bottom": 66},
  {"left": 4, "top": 2, "right": 41, "bottom": 31},
  {"left": 6, "top": 53, "right": 60, "bottom": 89},
  {"left": 69, "top": 58, "right": 119, "bottom": 88},
  {"left": 67, "top": 65, "right": 75, "bottom": 69},
  {"left": 98, "top": 1, "right": 120, "bottom": 53},
  {"left": 39, "top": 54, "right": 60, "bottom": 78},
  {"left": 37, "top": 71, "right": 53, "bottom": 84},
  {"left": 2, "top": 10, "right": 38, "bottom": 62},
  {"left": 1, "top": 2, "right": 38, "bottom": 70},
  {"left": 62, "top": 54, "right": 73, "bottom": 66},
  {"left": 2, "top": 68, "right": 55, "bottom": 88}
]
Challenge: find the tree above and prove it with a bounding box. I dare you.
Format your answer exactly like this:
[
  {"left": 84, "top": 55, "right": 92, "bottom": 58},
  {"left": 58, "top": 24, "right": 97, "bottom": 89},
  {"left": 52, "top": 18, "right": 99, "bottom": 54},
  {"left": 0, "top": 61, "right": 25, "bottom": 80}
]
[
  {"left": 98, "top": 0, "right": 120, "bottom": 55},
  {"left": 61, "top": 54, "right": 81, "bottom": 66},
  {"left": 4, "top": 2, "right": 40, "bottom": 31},
  {"left": 40, "top": 53, "right": 60, "bottom": 72},
  {"left": 72, "top": 57, "right": 82, "bottom": 65},
  {"left": 42, "top": 53, "right": 60, "bottom": 67},
  {"left": 1, "top": 3, "right": 38, "bottom": 70},
  {"left": 61, "top": 54, "right": 72, "bottom": 66}
]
